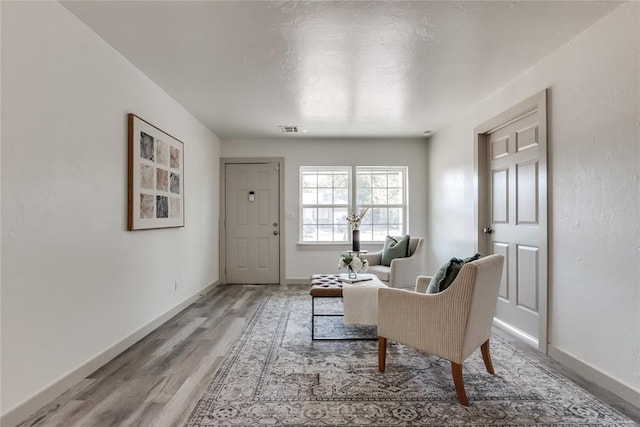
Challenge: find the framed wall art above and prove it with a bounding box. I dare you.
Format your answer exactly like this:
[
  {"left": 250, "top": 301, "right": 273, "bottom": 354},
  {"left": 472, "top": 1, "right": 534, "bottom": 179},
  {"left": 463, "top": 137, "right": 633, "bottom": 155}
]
[{"left": 128, "top": 114, "right": 184, "bottom": 230}]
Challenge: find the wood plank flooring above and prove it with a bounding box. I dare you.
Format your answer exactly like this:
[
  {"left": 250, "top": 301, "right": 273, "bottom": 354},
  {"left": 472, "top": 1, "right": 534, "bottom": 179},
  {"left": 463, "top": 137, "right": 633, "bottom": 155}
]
[
  {"left": 17, "top": 285, "right": 271, "bottom": 427},
  {"left": 17, "top": 284, "right": 640, "bottom": 426}
]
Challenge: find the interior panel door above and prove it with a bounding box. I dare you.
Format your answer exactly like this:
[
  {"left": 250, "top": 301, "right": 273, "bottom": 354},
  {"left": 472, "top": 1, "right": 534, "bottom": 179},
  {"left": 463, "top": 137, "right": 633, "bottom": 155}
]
[
  {"left": 487, "top": 110, "right": 542, "bottom": 341},
  {"left": 225, "top": 163, "right": 280, "bottom": 284}
]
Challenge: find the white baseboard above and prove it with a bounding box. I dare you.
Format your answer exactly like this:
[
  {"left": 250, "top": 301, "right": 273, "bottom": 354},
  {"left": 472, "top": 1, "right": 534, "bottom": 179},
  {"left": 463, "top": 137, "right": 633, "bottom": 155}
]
[
  {"left": 493, "top": 317, "right": 539, "bottom": 349},
  {"left": 548, "top": 345, "right": 640, "bottom": 407},
  {"left": 493, "top": 317, "right": 639, "bottom": 407},
  {"left": 286, "top": 277, "right": 309, "bottom": 285},
  {"left": 1, "top": 281, "right": 219, "bottom": 427}
]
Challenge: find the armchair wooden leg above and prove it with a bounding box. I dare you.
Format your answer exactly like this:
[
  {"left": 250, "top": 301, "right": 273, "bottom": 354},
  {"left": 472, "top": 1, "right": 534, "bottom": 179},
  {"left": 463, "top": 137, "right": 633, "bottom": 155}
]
[
  {"left": 480, "top": 340, "right": 495, "bottom": 375},
  {"left": 378, "top": 337, "right": 387, "bottom": 372},
  {"left": 451, "top": 362, "right": 469, "bottom": 406}
]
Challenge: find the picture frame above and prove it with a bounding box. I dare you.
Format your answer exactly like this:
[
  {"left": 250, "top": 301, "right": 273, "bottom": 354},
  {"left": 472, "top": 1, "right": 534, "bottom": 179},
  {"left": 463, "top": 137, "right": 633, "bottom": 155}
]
[{"left": 128, "top": 113, "right": 185, "bottom": 230}]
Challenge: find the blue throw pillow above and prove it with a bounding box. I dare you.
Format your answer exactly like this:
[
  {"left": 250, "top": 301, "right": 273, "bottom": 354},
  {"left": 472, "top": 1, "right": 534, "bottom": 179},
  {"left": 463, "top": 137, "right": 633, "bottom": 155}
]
[
  {"left": 381, "top": 235, "right": 410, "bottom": 266},
  {"left": 426, "top": 253, "right": 482, "bottom": 294}
]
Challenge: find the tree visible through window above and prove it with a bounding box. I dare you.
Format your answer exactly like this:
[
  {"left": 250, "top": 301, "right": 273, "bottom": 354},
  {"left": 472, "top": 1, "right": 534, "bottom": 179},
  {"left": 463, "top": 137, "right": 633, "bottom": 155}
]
[{"left": 300, "top": 166, "right": 407, "bottom": 243}]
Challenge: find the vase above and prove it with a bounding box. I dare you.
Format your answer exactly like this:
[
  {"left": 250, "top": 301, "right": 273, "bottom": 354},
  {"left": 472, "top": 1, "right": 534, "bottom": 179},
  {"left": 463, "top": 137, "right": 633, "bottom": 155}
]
[
  {"left": 352, "top": 229, "right": 360, "bottom": 251},
  {"left": 347, "top": 264, "right": 358, "bottom": 279}
]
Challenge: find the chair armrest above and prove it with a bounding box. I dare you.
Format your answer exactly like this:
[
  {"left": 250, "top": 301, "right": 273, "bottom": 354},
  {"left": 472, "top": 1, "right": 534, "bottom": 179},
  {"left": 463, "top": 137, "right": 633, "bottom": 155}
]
[
  {"left": 388, "top": 254, "right": 424, "bottom": 289},
  {"left": 414, "top": 276, "right": 432, "bottom": 293},
  {"left": 377, "top": 285, "right": 471, "bottom": 364},
  {"left": 361, "top": 251, "right": 382, "bottom": 266}
]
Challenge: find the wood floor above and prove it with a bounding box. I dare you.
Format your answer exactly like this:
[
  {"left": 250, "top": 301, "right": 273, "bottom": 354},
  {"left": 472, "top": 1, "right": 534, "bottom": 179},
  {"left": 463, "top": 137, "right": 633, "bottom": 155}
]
[
  {"left": 17, "top": 284, "right": 640, "bottom": 426},
  {"left": 18, "top": 285, "right": 271, "bottom": 427}
]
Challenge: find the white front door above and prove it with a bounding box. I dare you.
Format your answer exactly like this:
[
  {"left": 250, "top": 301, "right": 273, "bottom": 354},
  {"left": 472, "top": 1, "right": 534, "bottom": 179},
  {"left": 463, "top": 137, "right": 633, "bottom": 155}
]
[
  {"left": 225, "top": 163, "right": 280, "bottom": 284},
  {"left": 477, "top": 91, "right": 548, "bottom": 351}
]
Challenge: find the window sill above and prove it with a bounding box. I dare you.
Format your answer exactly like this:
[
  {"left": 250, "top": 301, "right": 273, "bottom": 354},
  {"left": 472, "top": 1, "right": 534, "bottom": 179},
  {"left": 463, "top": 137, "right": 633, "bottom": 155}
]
[{"left": 296, "top": 242, "right": 382, "bottom": 250}]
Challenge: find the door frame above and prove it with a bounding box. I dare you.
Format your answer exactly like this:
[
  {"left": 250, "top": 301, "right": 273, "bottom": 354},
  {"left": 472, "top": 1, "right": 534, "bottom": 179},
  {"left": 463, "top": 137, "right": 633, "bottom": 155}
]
[
  {"left": 220, "top": 157, "right": 286, "bottom": 286},
  {"left": 473, "top": 89, "right": 548, "bottom": 354}
]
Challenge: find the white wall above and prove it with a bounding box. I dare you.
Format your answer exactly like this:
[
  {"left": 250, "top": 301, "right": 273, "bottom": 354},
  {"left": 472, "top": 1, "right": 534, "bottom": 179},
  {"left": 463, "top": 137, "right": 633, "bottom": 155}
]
[
  {"left": 1, "top": 1, "right": 220, "bottom": 417},
  {"left": 221, "top": 138, "right": 429, "bottom": 280},
  {"left": 426, "top": 2, "right": 639, "bottom": 397}
]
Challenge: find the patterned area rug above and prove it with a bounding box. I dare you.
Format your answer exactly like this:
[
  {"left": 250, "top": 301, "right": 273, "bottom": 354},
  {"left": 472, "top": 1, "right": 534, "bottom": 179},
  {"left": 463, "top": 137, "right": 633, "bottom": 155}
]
[{"left": 185, "top": 289, "right": 636, "bottom": 426}]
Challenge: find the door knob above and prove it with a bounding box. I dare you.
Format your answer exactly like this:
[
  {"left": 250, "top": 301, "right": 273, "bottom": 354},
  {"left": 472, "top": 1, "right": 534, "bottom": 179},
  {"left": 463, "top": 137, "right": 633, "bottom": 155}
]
[
  {"left": 483, "top": 227, "right": 493, "bottom": 234},
  {"left": 273, "top": 230, "right": 279, "bottom": 236}
]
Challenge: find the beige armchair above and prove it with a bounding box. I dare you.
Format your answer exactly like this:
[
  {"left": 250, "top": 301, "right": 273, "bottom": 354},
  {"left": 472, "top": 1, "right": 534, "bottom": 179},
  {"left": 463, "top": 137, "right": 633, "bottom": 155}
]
[
  {"left": 361, "top": 237, "right": 425, "bottom": 289},
  {"left": 377, "top": 254, "right": 505, "bottom": 405}
]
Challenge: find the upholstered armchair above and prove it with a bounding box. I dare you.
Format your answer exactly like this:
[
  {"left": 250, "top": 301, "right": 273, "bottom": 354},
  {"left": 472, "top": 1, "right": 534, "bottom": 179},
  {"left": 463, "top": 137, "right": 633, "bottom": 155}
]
[
  {"left": 361, "top": 237, "right": 425, "bottom": 289},
  {"left": 377, "top": 254, "right": 505, "bottom": 405}
]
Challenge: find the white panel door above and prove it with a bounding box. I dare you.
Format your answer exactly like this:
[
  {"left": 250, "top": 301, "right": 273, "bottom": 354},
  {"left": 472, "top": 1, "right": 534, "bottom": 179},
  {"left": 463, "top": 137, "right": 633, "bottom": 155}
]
[
  {"left": 486, "top": 109, "right": 544, "bottom": 342},
  {"left": 225, "top": 163, "right": 280, "bottom": 284}
]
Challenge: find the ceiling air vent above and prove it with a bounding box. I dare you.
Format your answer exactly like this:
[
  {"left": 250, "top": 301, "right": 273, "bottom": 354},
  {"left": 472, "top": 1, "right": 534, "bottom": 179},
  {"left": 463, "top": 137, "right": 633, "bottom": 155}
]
[{"left": 278, "top": 125, "right": 299, "bottom": 133}]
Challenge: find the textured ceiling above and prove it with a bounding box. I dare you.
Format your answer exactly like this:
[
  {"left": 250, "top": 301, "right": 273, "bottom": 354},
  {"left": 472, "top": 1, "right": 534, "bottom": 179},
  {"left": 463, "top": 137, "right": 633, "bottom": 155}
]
[{"left": 62, "top": 1, "right": 620, "bottom": 139}]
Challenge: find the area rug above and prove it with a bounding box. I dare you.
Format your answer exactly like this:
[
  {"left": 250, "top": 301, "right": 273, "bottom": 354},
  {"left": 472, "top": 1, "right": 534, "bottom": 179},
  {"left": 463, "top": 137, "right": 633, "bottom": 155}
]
[{"left": 185, "top": 288, "right": 636, "bottom": 426}]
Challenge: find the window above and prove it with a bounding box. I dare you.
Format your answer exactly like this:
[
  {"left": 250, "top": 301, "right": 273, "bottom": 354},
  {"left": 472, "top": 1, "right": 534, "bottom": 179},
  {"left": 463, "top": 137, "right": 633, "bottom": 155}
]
[
  {"left": 356, "top": 167, "right": 407, "bottom": 241},
  {"left": 300, "top": 166, "right": 408, "bottom": 243},
  {"left": 300, "top": 167, "right": 351, "bottom": 242}
]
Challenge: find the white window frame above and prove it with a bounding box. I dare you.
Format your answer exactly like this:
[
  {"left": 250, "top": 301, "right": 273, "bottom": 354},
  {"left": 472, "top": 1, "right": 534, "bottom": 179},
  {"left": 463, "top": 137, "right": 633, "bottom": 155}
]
[
  {"left": 299, "top": 166, "right": 408, "bottom": 244},
  {"left": 356, "top": 166, "right": 408, "bottom": 242},
  {"left": 299, "top": 166, "right": 352, "bottom": 243}
]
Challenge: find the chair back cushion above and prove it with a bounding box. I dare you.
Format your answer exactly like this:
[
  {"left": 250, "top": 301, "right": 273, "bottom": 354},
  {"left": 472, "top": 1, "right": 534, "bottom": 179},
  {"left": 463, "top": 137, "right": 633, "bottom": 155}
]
[
  {"left": 381, "top": 235, "right": 410, "bottom": 266},
  {"left": 407, "top": 237, "right": 421, "bottom": 256}
]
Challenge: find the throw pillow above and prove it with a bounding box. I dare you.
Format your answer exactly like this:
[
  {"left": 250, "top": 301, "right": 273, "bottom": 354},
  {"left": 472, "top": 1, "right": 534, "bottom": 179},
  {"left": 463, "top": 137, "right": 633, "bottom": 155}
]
[
  {"left": 425, "top": 261, "right": 449, "bottom": 294},
  {"left": 380, "top": 235, "right": 411, "bottom": 266},
  {"left": 463, "top": 253, "right": 482, "bottom": 264},
  {"left": 425, "top": 253, "right": 482, "bottom": 294}
]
